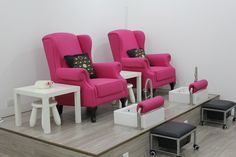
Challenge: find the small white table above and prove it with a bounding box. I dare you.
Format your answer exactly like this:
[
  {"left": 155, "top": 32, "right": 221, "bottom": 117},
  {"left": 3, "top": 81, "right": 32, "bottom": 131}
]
[
  {"left": 120, "top": 71, "right": 142, "bottom": 102},
  {"left": 14, "top": 83, "right": 81, "bottom": 134}
]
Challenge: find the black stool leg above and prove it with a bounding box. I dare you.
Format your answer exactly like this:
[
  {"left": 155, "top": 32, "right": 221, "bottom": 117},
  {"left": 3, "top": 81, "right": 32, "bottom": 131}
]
[
  {"left": 87, "top": 107, "right": 97, "bottom": 123},
  {"left": 56, "top": 105, "right": 63, "bottom": 115},
  {"left": 170, "top": 82, "right": 176, "bottom": 90},
  {"left": 120, "top": 98, "right": 128, "bottom": 108}
]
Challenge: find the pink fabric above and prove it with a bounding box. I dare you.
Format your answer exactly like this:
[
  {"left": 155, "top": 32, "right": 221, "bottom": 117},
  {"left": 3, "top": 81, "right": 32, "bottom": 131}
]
[
  {"left": 108, "top": 29, "right": 139, "bottom": 61},
  {"left": 108, "top": 29, "right": 176, "bottom": 89},
  {"left": 137, "top": 96, "right": 164, "bottom": 113},
  {"left": 133, "top": 31, "right": 145, "bottom": 49},
  {"left": 121, "top": 58, "right": 150, "bottom": 69},
  {"left": 56, "top": 68, "right": 89, "bottom": 81},
  {"left": 146, "top": 54, "right": 171, "bottom": 66},
  {"left": 150, "top": 66, "right": 176, "bottom": 81},
  {"left": 90, "top": 79, "right": 124, "bottom": 97},
  {"left": 189, "top": 79, "right": 208, "bottom": 93},
  {"left": 42, "top": 33, "right": 128, "bottom": 107},
  {"left": 93, "top": 62, "right": 122, "bottom": 79}
]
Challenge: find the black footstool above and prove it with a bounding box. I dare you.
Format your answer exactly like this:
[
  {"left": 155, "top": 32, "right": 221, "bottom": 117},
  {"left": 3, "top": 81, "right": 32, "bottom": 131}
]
[
  {"left": 150, "top": 121, "right": 199, "bottom": 157},
  {"left": 201, "top": 100, "right": 236, "bottom": 129}
]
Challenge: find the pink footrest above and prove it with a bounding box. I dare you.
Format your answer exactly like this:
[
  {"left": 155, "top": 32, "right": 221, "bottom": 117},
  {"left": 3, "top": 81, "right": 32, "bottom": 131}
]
[{"left": 137, "top": 96, "right": 164, "bottom": 113}]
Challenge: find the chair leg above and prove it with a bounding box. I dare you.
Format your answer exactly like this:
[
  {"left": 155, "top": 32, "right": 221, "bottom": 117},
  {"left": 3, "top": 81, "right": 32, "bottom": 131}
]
[
  {"left": 52, "top": 106, "right": 61, "bottom": 126},
  {"left": 170, "top": 82, "right": 176, "bottom": 90},
  {"left": 120, "top": 98, "right": 128, "bottom": 108},
  {"left": 56, "top": 105, "right": 63, "bottom": 115},
  {"left": 87, "top": 107, "right": 97, "bottom": 123},
  {"left": 153, "top": 89, "right": 157, "bottom": 96},
  {"left": 30, "top": 107, "right": 37, "bottom": 127}
]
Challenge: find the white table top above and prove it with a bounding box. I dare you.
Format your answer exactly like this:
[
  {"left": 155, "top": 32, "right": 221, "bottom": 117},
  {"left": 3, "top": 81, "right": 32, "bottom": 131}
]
[
  {"left": 120, "top": 70, "right": 141, "bottom": 79},
  {"left": 14, "top": 83, "right": 80, "bottom": 98}
]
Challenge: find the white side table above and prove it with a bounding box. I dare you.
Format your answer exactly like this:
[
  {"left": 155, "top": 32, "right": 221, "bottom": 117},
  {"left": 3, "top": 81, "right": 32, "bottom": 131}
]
[
  {"left": 14, "top": 83, "right": 81, "bottom": 134},
  {"left": 120, "top": 71, "right": 142, "bottom": 102}
]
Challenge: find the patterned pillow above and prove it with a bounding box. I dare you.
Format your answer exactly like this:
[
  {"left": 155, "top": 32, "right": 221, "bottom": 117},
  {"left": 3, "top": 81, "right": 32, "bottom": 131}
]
[
  {"left": 127, "top": 49, "right": 146, "bottom": 58},
  {"left": 64, "top": 53, "right": 96, "bottom": 78}
]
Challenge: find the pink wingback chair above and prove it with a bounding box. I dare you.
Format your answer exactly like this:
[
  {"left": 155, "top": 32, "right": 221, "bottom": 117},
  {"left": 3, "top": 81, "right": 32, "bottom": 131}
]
[
  {"left": 42, "top": 33, "right": 128, "bottom": 122},
  {"left": 108, "top": 29, "right": 176, "bottom": 90}
]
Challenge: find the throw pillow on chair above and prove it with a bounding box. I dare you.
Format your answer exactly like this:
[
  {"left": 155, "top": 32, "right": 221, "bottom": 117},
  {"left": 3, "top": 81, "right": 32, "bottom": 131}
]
[
  {"left": 127, "top": 49, "right": 146, "bottom": 58},
  {"left": 64, "top": 53, "right": 96, "bottom": 78}
]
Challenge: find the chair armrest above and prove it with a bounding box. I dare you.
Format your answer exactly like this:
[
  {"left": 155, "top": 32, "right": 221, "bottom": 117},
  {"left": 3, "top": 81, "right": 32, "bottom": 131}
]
[
  {"left": 93, "top": 62, "right": 122, "bottom": 78},
  {"left": 146, "top": 53, "right": 171, "bottom": 66},
  {"left": 56, "top": 68, "right": 90, "bottom": 81},
  {"left": 121, "top": 58, "right": 150, "bottom": 69}
]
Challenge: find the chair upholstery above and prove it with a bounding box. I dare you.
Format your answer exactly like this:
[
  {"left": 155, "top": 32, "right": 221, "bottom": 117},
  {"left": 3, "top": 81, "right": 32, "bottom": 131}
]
[
  {"left": 108, "top": 29, "right": 176, "bottom": 89},
  {"left": 42, "top": 33, "right": 128, "bottom": 122}
]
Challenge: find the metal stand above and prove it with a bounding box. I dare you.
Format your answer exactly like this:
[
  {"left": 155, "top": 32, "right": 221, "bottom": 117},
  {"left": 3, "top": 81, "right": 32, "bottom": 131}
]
[
  {"left": 194, "top": 66, "right": 198, "bottom": 82},
  {"left": 189, "top": 88, "right": 194, "bottom": 105},
  {"left": 150, "top": 129, "right": 199, "bottom": 157},
  {"left": 138, "top": 78, "right": 153, "bottom": 130},
  {"left": 201, "top": 106, "right": 236, "bottom": 129},
  {"left": 143, "top": 78, "right": 153, "bottom": 100},
  {"left": 137, "top": 108, "right": 142, "bottom": 130}
]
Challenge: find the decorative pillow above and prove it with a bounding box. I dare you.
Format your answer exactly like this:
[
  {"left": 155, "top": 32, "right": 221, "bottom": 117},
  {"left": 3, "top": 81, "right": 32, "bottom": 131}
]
[
  {"left": 64, "top": 53, "right": 96, "bottom": 78},
  {"left": 127, "top": 49, "right": 146, "bottom": 58}
]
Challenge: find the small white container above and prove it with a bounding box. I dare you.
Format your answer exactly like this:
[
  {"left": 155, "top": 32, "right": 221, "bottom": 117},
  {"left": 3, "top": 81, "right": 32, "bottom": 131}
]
[
  {"left": 114, "top": 103, "right": 165, "bottom": 129},
  {"left": 169, "top": 87, "right": 208, "bottom": 105}
]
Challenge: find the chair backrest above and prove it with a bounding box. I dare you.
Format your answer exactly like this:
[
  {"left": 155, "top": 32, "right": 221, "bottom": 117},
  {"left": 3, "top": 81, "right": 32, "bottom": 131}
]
[
  {"left": 42, "top": 33, "right": 92, "bottom": 80},
  {"left": 108, "top": 29, "right": 145, "bottom": 62}
]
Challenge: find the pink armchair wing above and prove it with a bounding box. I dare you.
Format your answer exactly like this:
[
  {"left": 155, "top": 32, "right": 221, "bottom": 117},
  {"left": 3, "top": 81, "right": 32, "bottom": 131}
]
[
  {"left": 108, "top": 29, "right": 176, "bottom": 90},
  {"left": 42, "top": 33, "right": 128, "bottom": 122}
]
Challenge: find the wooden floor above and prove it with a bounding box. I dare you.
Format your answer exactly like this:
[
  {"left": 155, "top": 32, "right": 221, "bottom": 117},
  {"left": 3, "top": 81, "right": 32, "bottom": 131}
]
[{"left": 0, "top": 94, "right": 225, "bottom": 157}]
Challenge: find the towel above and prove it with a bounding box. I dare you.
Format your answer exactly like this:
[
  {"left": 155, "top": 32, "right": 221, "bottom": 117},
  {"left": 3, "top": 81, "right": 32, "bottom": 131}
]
[
  {"left": 189, "top": 79, "right": 208, "bottom": 93},
  {"left": 137, "top": 96, "right": 164, "bottom": 113}
]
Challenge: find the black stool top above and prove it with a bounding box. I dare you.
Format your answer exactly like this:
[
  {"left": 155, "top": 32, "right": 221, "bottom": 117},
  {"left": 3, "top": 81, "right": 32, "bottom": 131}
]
[
  {"left": 151, "top": 121, "right": 196, "bottom": 138},
  {"left": 202, "top": 100, "right": 236, "bottom": 110}
]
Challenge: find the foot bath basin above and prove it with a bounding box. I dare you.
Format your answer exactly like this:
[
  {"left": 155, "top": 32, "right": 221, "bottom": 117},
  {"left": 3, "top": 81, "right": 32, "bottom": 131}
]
[
  {"left": 114, "top": 103, "right": 165, "bottom": 129},
  {"left": 169, "top": 87, "right": 208, "bottom": 105}
]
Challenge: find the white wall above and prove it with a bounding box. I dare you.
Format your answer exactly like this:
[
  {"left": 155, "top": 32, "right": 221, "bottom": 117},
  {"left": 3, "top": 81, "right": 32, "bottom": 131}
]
[
  {"left": 0, "top": 0, "right": 127, "bottom": 117},
  {"left": 1, "top": 0, "right": 236, "bottom": 117},
  {"left": 127, "top": 0, "right": 236, "bottom": 100}
]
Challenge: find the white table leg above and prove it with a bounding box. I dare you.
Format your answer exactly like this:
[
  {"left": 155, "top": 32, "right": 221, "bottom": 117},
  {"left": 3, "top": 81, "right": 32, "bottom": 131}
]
[
  {"left": 136, "top": 74, "right": 142, "bottom": 102},
  {"left": 52, "top": 105, "right": 61, "bottom": 126},
  {"left": 42, "top": 98, "right": 51, "bottom": 134},
  {"left": 74, "top": 91, "right": 81, "bottom": 123},
  {"left": 14, "top": 93, "right": 22, "bottom": 126}
]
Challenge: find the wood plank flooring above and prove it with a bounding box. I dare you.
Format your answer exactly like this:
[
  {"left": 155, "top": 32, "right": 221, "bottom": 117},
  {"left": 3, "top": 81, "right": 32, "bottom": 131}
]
[{"left": 0, "top": 94, "right": 220, "bottom": 156}]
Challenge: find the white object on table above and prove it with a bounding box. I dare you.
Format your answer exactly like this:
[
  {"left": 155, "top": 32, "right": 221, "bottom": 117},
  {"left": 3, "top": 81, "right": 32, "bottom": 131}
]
[
  {"left": 120, "top": 71, "right": 142, "bottom": 102},
  {"left": 14, "top": 83, "right": 81, "bottom": 134}
]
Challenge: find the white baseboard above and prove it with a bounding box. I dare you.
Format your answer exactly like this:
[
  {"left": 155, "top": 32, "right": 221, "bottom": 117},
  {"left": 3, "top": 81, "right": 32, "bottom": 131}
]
[{"left": 0, "top": 104, "right": 32, "bottom": 118}]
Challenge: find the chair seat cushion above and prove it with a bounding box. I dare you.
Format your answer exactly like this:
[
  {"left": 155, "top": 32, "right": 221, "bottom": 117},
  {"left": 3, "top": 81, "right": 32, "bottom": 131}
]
[
  {"left": 151, "top": 121, "right": 196, "bottom": 138},
  {"left": 90, "top": 78, "right": 124, "bottom": 97},
  {"left": 202, "top": 100, "right": 236, "bottom": 110},
  {"left": 150, "top": 66, "right": 175, "bottom": 81}
]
